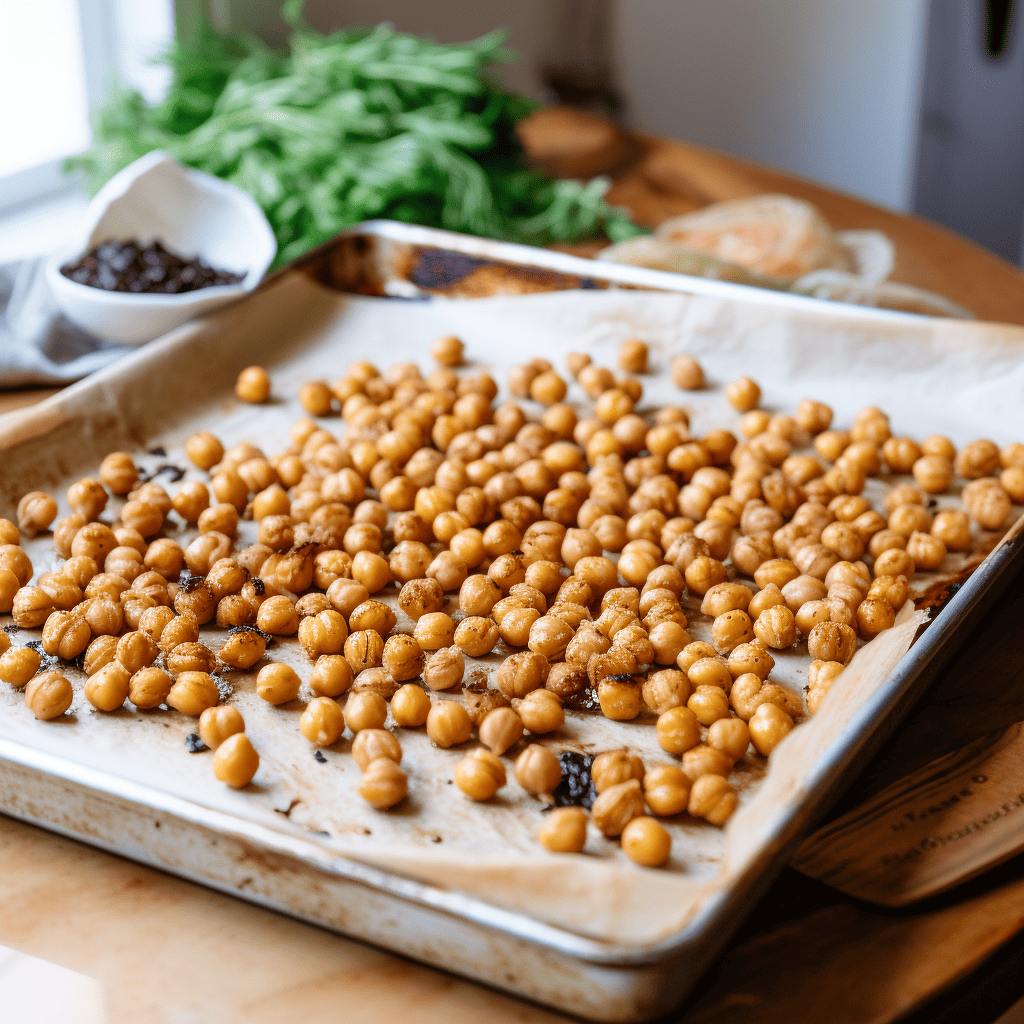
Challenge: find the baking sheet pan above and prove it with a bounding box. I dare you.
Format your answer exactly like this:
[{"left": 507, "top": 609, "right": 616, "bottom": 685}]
[{"left": 1, "top": 223, "right": 1023, "bottom": 1021}]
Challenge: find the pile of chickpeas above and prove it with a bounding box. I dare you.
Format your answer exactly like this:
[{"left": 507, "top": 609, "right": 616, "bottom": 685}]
[{"left": 2, "top": 329, "right": 1022, "bottom": 872}]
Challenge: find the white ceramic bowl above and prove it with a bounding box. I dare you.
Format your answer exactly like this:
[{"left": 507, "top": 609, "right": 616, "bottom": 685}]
[{"left": 46, "top": 152, "right": 277, "bottom": 345}]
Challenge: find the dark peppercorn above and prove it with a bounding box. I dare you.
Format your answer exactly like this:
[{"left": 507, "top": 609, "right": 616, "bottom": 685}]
[{"left": 61, "top": 239, "right": 244, "bottom": 295}]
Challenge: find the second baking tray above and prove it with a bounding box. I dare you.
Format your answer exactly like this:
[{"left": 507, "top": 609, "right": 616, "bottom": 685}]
[{"left": 2, "top": 223, "right": 1023, "bottom": 1022}]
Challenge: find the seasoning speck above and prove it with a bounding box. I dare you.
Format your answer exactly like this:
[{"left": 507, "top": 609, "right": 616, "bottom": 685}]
[
  {"left": 185, "top": 733, "right": 208, "bottom": 753},
  {"left": 314, "top": 750, "right": 327, "bottom": 763},
  {"left": 551, "top": 751, "right": 596, "bottom": 809}
]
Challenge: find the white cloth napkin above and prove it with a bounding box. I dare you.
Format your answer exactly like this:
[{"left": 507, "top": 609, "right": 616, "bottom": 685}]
[{"left": 0, "top": 256, "right": 133, "bottom": 388}]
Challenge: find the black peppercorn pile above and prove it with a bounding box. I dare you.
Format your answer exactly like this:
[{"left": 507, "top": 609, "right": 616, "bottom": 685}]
[{"left": 61, "top": 239, "right": 244, "bottom": 294}]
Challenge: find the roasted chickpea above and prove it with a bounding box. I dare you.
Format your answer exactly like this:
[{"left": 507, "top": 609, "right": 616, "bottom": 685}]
[
  {"left": 388, "top": 682, "right": 430, "bottom": 727},
  {"left": 256, "top": 595, "right": 299, "bottom": 636},
  {"left": 235, "top": 365, "right": 271, "bottom": 403},
  {"left": 212, "top": 732, "right": 260, "bottom": 788},
  {"left": 688, "top": 774, "right": 737, "bottom": 825},
  {"left": 514, "top": 743, "right": 562, "bottom": 795},
  {"left": 451, "top": 747, "right": 506, "bottom": 802},
  {"left": 932, "top": 509, "right": 972, "bottom": 551},
  {"left": 24, "top": 670, "right": 74, "bottom": 720},
  {"left": 16, "top": 491, "right": 58, "bottom": 537},
  {"left": 517, "top": 687, "right": 565, "bottom": 733},
  {"left": 358, "top": 757, "right": 408, "bottom": 809},
  {"left": 308, "top": 654, "right": 353, "bottom": 698},
  {"left": 423, "top": 646, "right": 465, "bottom": 692},
  {"left": 298, "top": 609, "right": 349, "bottom": 661},
  {"left": 656, "top": 705, "right": 701, "bottom": 755},
  {"left": 297, "top": 696, "right": 346, "bottom": 747},
  {"left": 0, "top": 646, "right": 41, "bottom": 687},
  {"left": 165, "top": 671, "right": 219, "bottom": 716},
  {"left": 683, "top": 657, "right": 732, "bottom": 695},
  {"left": 198, "top": 705, "right": 245, "bottom": 749},
  {"left": 748, "top": 702, "right": 794, "bottom": 755},
  {"left": 345, "top": 690, "right": 388, "bottom": 733},
  {"left": 344, "top": 629, "right": 385, "bottom": 675},
  {"left": 426, "top": 699, "right": 473, "bottom": 747},
  {"left": 252, "top": 662, "right": 299, "bottom": 706},
  {"left": 753, "top": 605, "right": 797, "bottom": 649},
  {"left": 725, "top": 376, "right": 761, "bottom": 412},
  {"left": 84, "top": 662, "right": 131, "bottom": 712},
  {"left": 856, "top": 597, "right": 896, "bottom": 639},
  {"left": 537, "top": 806, "right": 588, "bottom": 853},
  {"left": 621, "top": 816, "right": 672, "bottom": 867}
]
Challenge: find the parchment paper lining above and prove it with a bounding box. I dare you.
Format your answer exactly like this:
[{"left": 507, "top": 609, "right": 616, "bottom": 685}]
[{"left": 1, "top": 277, "right": 1022, "bottom": 946}]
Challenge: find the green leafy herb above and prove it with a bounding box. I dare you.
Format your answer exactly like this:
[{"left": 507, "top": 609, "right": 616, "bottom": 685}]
[{"left": 70, "top": 9, "right": 642, "bottom": 268}]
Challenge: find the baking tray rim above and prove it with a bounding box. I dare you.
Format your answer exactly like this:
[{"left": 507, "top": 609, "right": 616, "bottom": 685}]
[{"left": 293, "top": 218, "right": 942, "bottom": 325}]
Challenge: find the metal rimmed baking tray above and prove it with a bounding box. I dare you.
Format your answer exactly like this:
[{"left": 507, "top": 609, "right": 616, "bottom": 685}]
[{"left": 1, "top": 222, "right": 1023, "bottom": 1022}]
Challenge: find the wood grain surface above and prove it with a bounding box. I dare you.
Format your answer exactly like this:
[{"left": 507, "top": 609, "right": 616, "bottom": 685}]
[{"left": 2, "top": 106, "right": 1024, "bottom": 1023}]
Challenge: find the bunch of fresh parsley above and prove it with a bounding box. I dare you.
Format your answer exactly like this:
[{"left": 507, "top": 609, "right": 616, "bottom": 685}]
[{"left": 71, "top": 3, "right": 641, "bottom": 268}]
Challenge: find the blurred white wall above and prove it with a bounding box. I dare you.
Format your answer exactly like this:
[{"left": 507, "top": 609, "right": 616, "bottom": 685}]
[{"left": 614, "top": 0, "right": 930, "bottom": 210}]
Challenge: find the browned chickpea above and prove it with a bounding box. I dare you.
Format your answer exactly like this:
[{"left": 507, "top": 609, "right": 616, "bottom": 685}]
[
  {"left": 874, "top": 548, "right": 916, "bottom": 578},
  {"left": 856, "top": 597, "right": 896, "bottom": 639},
  {"left": 688, "top": 775, "right": 737, "bottom": 825},
  {"left": 667, "top": 353, "right": 703, "bottom": 390},
  {"left": 425, "top": 698, "right": 472, "bottom": 747},
  {"left": 422, "top": 646, "right": 464, "bottom": 692},
  {"left": 590, "top": 778, "right": 644, "bottom": 836},
  {"left": 410, "top": 611, "right": 453, "bottom": 652},
  {"left": 84, "top": 662, "right": 131, "bottom": 712},
  {"left": 24, "top": 670, "right": 74, "bottom": 720},
  {"left": 451, "top": 747, "right": 505, "bottom": 802},
  {"left": 517, "top": 688, "right": 565, "bottom": 732},
  {"left": 513, "top": 743, "right": 562, "bottom": 795},
  {"left": 393, "top": 578, "right": 441, "bottom": 622},
  {"left": 344, "top": 691, "right": 388, "bottom": 733},
  {"left": 164, "top": 670, "right": 219, "bottom": 716},
  {"left": 780, "top": 574, "right": 828, "bottom": 612},
  {"left": 537, "top": 806, "right": 588, "bottom": 853},
  {"left": 16, "top": 491, "right": 58, "bottom": 537},
  {"left": 473, "top": 706, "right": 522, "bottom": 755},
  {"left": 304, "top": 654, "right": 351, "bottom": 698},
  {"left": 253, "top": 662, "right": 299, "bottom": 706},
  {"left": 41, "top": 610, "right": 90, "bottom": 660},
  {"left": 968, "top": 482, "right": 1012, "bottom": 530},
  {"left": 932, "top": 509, "right": 972, "bottom": 551},
  {"left": 725, "top": 376, "right": 761, "bottom": 412},
  {"left": 590, "top": 749, "right": 644, "bottom": 794},
  {"left": 0, "top": 519, "right": 19, "bottom": 546},
  {"left": 710, "top": 609, "right": 754, "bottom": 655},
  {"left": 197, "top": 705, "right": 245, "bottom": 749},
  {"left": 753, "top": 605, "right": 797, "bottom": 649},
  {"left": 296, "top": 696, "right": 345, "bottom": 747},
  {"left": 748, "top": 702, "right": 794, "bottom": 755},
  {"left": 67, "top": 477, "right": 108, "bottom": 520},
  {"left": 256, "top": 595, "right": 299, "bottom": 636},
  {"left": 912, "top": 455, "right": 954, "bottom": 494},
  {"left": 1, "top": 646, "right": 41, "bottom": 687},
  {"left": 357, "top": 758, "right": 407, "bottom": 810},
  {"left": 12, "top": 586, "right": 54, "bottom": 629},
  {"left": 297, "top": 609, "right": 349, "bottom": 661},
  {"left": 235, "top": 365, "right": 271, "bottom": 403},
  {"left": 656, "top": 705, "right": 701, "bottom": 754},
  {"left": 114, "top": 629, "right": 159, "bottom": 674},
  {"left": 210, "top": 732, "right": 259, "bottom": 789},
  {"left": 184, "top": 431, "right": 223, "bottom": 471},
  {"left": 905, "top": 531, "right": 946, "bottom": 571},
  {"left": 344, "top": 629, "right": 385, "bottom": 676},
  {"left": 386, "top": 682, "right": 428, "bottom": 727},
  {"left": 621, "top": 816, "right": 672, "bottom": 867}
]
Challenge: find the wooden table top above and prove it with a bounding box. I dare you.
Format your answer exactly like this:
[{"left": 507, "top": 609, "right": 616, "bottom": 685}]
[{"left": 3, "top": 108, "right": 1024, "bottom": 1024}]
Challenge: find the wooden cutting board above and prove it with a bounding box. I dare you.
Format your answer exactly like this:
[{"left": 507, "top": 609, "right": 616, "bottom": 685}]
[{"left": 793, "top": 722, "right": 1024, "bottom": 905}]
